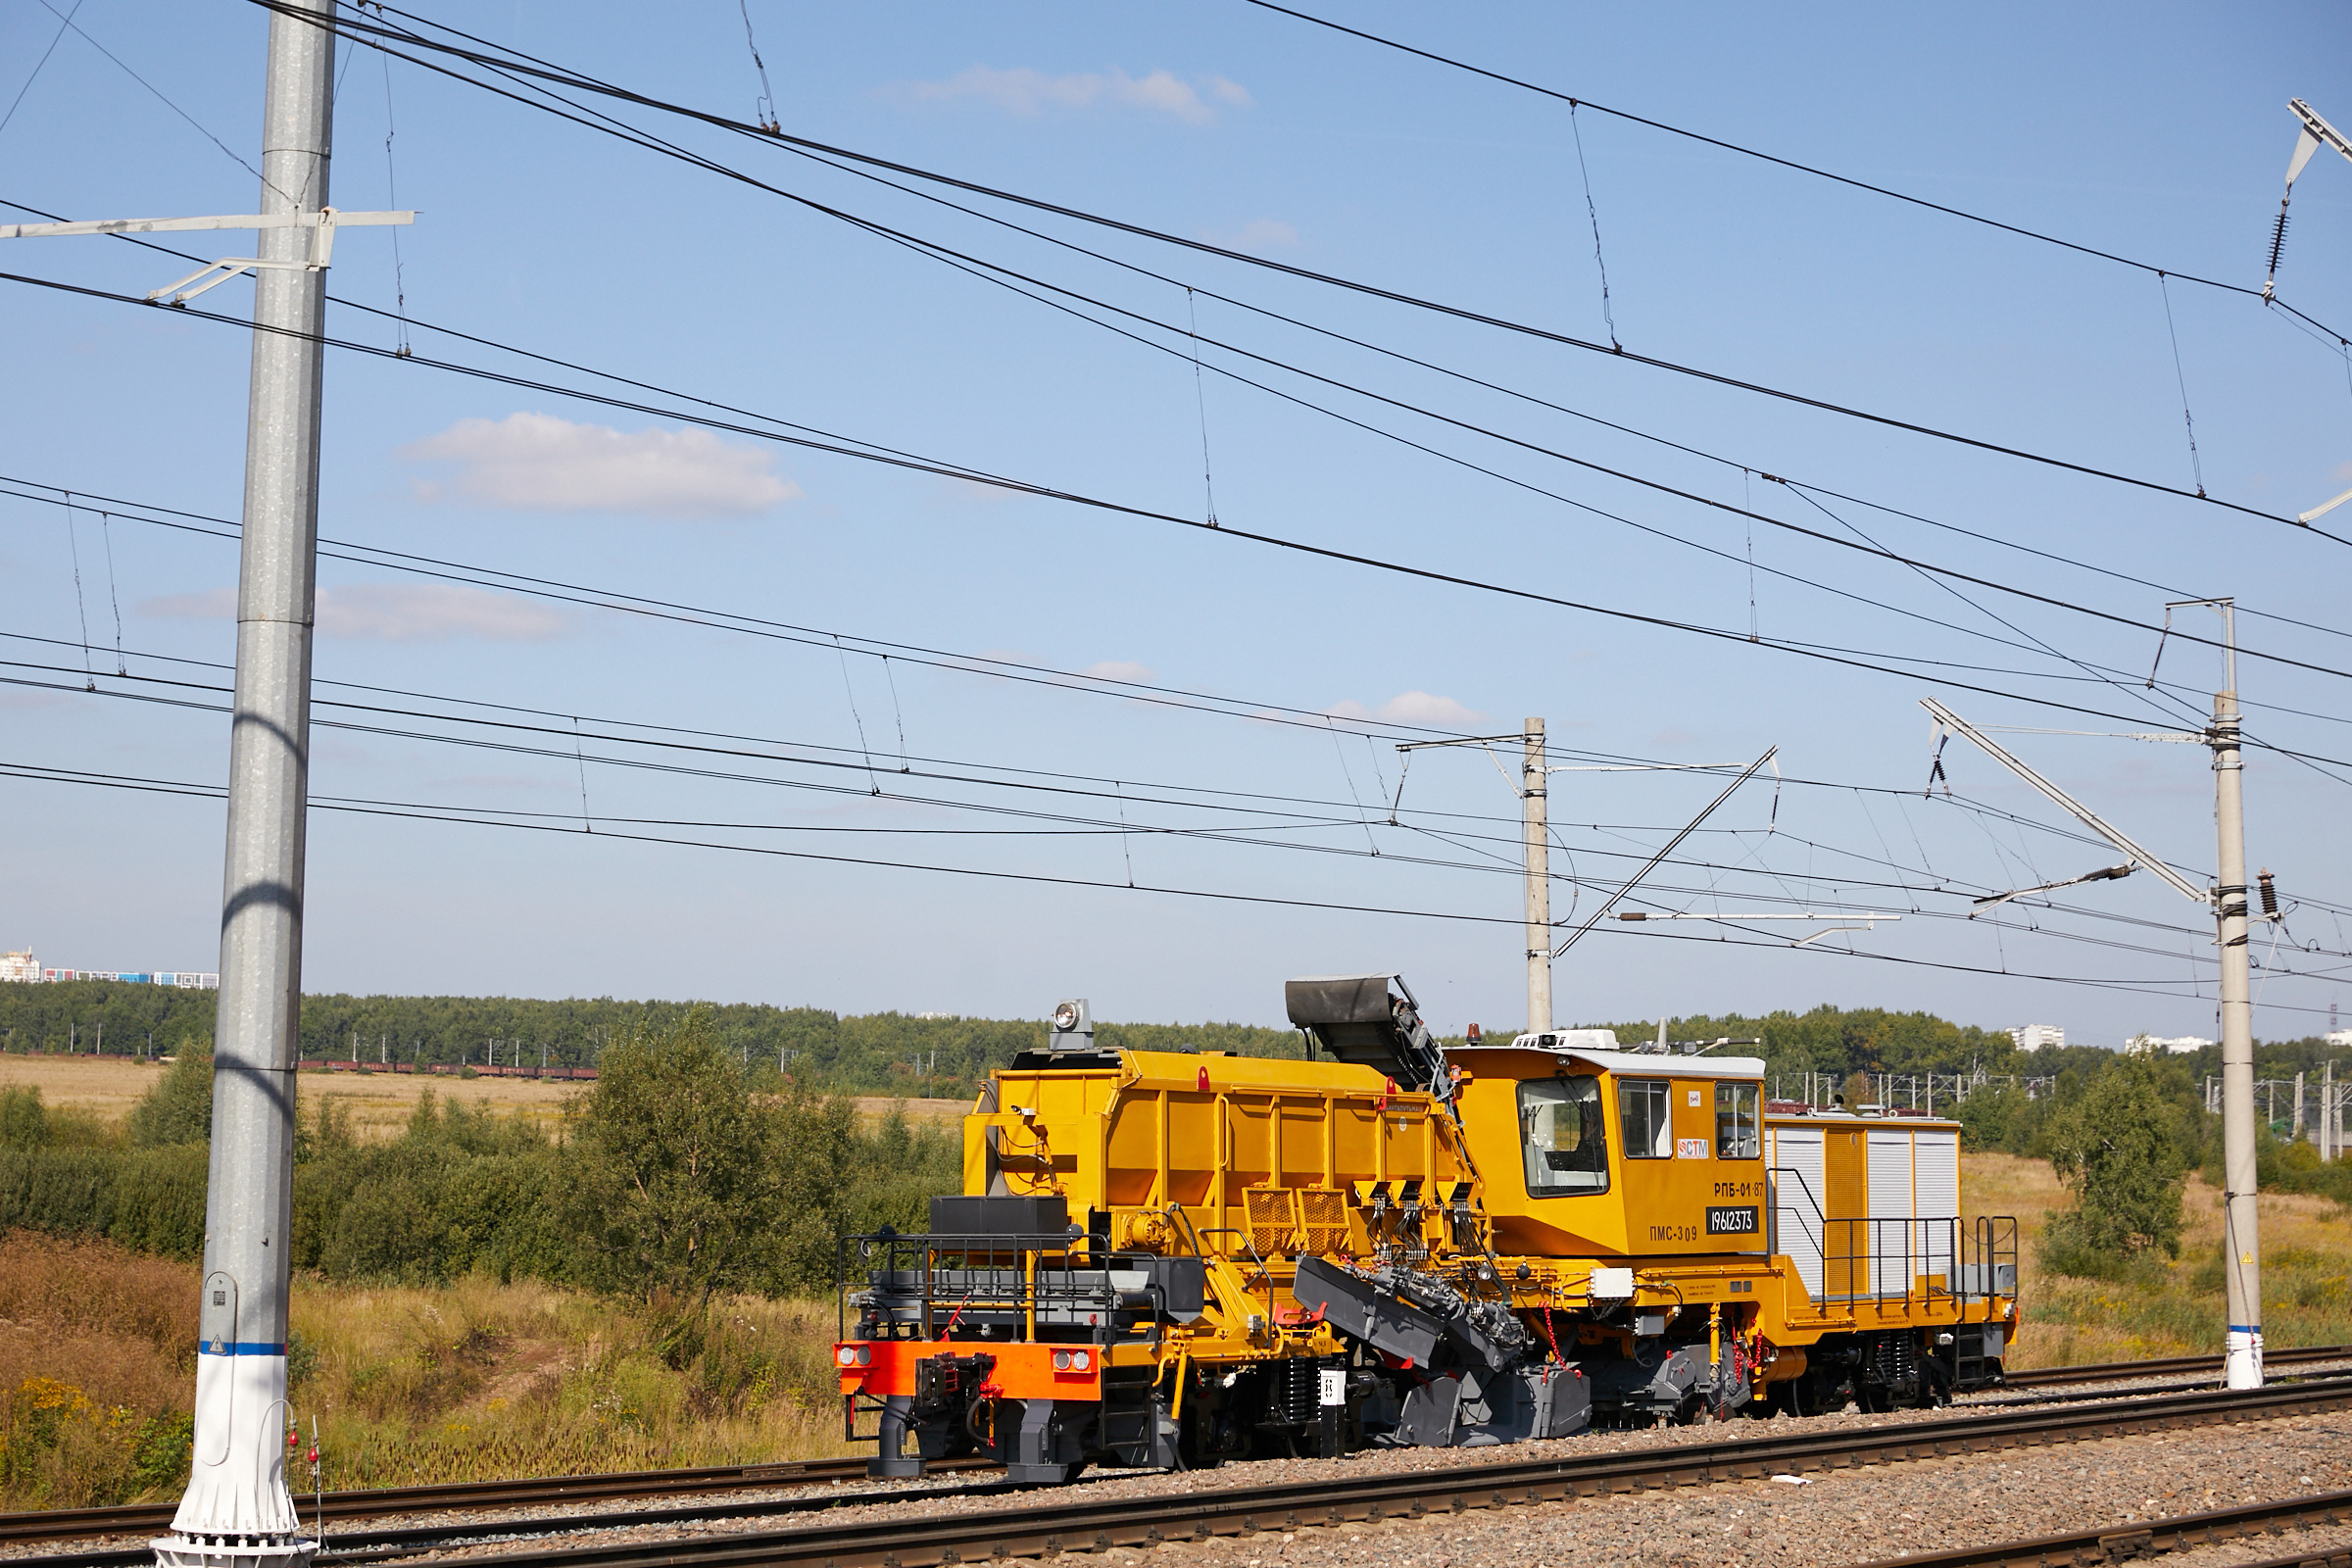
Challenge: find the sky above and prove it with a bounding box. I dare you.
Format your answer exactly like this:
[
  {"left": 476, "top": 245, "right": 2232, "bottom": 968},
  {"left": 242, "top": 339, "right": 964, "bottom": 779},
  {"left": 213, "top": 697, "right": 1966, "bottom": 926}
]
[{"left": 2, "top": 1, "right": 2350, "bottom": 1045}]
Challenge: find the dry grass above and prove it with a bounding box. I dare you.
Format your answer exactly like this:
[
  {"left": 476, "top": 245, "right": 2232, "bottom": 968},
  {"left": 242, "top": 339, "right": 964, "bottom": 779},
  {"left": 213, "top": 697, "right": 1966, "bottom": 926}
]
[
  {"left": 0, "top": 1057, "right": 962, "bottom": 1143},
  {"left": 0, "top": 1054, "right": 582, "bottom": 1139},
  {"left": 294, "top": 1278, "right": 852, "bottom": 1489},
  {"left": 849, "top": 1095, "right": 968, "bottom": 1124},
  {"left": 0, "top": 1232, "right": 850, "bottom": 1508},
  {"left": 3, "top": 1155, "right": 2335, "bottom": 1507},
  {"left": 1964, "top": 1151, "right": 2352, "bottom": 1368}
]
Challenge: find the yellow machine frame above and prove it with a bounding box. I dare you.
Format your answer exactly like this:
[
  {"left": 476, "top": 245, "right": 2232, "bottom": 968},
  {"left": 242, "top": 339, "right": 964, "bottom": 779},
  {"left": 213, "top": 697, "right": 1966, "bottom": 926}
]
[{"left": 837, "top": 979, "right": 2018, "bottom": 1480}]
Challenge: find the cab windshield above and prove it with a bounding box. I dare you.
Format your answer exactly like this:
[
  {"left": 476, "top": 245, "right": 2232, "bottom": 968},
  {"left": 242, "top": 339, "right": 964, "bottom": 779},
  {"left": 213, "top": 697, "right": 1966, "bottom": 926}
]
[{"left": 1519, "top": 1075, "right": 1608, "bottom": 1196}]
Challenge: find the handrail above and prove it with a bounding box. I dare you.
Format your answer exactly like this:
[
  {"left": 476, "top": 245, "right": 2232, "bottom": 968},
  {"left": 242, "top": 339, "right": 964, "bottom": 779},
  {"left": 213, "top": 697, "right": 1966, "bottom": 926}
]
[{"left": 841, "top": 1229, "right": 1201, "bottom": 1348}]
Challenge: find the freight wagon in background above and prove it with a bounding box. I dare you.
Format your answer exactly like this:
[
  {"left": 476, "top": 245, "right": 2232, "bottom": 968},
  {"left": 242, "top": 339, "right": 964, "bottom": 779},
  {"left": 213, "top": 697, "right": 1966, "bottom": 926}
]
[
  {"left": 835, "top": 974, "right": 2018, "bottom": 1482},
  {"left": 292, "top": 1060, "right": 598, "bottom": 1079}
]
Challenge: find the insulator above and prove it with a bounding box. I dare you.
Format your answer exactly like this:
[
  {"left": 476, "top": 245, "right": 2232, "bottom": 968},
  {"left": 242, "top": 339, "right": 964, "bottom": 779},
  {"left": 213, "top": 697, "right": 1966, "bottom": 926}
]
[
  {"left": 2267, "top": 209, "right": 2291, "bottom": 275},
  {"left": 2258, "top": 868, "right": 2278, "bottom": 919}
]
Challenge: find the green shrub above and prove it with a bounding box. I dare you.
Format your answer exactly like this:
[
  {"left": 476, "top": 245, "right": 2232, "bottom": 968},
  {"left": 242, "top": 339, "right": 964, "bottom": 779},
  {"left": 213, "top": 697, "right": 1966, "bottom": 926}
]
[
  {"left": 0, "top": 1087, "right": 48, "bottom": 1148},
  {"left": 2042, "top": 1053, "right": 2186, "bottom": 1258},
  {"left": 126, "top": 1047, "right": 213, "bottom": 1148}
]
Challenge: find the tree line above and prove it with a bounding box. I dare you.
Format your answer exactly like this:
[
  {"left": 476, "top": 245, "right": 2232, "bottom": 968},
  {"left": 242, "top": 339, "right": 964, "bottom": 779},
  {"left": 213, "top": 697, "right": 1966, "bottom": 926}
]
[
  {"left": 0, "top": 1002, "right": 2340, "bottom": 1301},
  {"left": 0, "top": 982, "right": 1307, "bottom": 1092},
  {"left": 0, "top": 1009, "right": 959, "bottom": 1299},
  {"left": 13, "top": 983, "right": 2349, "bottom": 1103}
]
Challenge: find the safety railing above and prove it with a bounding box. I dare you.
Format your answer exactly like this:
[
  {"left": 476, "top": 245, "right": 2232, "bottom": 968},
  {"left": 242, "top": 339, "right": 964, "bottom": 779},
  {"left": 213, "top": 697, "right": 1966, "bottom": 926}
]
[
  {"left": 1770, "top": 1166, "right": 2000, "bottom": 1306},
  {"left": 1957, "top": 1213, "right": 2021, "bottom": 1306},
  {"left": 1818, "top": 1215, "right": 1960, "bottom": 1304},
  {"left": 836, "top": 1231, "right": 1170, "bottom": 1348},
  {"left": 1767, "top": 1164, "right": 1827, "bottom": 1298}
]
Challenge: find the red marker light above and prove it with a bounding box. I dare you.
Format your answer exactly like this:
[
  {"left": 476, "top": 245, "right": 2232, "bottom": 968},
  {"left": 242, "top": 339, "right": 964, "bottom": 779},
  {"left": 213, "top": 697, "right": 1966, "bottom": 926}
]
[{"left": 1197, "top": 1065, "right": 1210, "bottom": 1093}]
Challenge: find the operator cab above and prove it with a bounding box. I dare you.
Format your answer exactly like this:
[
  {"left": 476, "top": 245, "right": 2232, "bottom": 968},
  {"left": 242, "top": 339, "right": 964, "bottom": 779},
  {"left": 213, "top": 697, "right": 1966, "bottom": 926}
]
[{"left": 1447, "top": 1031, "right": 1768, "bottom": 1259}]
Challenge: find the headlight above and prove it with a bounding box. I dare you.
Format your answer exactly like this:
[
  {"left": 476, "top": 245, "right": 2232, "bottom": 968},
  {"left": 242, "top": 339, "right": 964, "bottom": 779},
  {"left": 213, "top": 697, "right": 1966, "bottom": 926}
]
[
  {"left": 1054, "top": 1002, "right": 1079, "bottom": 1032},
  {"left": 836, "top": 1348, "right": 858, "bottom": 1367},
  {"left": 1070, "top": 1349, "right": 1091, "bottom": 1371}
]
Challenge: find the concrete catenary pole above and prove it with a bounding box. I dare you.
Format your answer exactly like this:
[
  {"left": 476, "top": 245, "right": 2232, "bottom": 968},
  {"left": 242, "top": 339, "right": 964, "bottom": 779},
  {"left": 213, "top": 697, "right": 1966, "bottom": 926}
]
[
  {"left": 157, "top": 3, "right": 334, "bottom": 1563},
  {"left": 1523, "top": 718, "right": 1551, "bottom": 1035},
  {"left": 2325, "top": 1058, "right": 2336, "bottom": 1163},
  {"left": 2210, "top": 604, "right": 2264, "bottom": 1391}
]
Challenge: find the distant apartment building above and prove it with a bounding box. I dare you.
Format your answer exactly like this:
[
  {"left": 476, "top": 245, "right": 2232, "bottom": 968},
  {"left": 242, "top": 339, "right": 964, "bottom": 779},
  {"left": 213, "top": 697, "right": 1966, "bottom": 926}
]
[
  {"left": 2008, "top": 1023, "right": 2065, "bottom": 1052},
  {"left": 7, "top": 956, "right": 217, "bottom": 988},
  {"left": 2128, "top": 1033, "right": 2214, "bottom": 1054}
]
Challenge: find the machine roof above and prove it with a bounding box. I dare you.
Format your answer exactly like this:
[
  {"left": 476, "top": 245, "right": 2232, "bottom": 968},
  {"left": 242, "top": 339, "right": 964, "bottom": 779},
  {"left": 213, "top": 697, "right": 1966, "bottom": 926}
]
[{"left": 1446, "top": 1041, "right": 1767, "bottom": 1079}]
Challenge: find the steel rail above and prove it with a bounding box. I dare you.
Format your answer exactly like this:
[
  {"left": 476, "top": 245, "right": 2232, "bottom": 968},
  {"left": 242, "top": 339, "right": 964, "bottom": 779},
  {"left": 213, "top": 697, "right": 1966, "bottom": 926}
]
[
  {"left": 2004, "top": 1342, "right": 2352, "bottom": 1389},
  {"left": 10, "top": 1350, "right": 2346, "bottom": 1558},
  {"left": 96, "top": 1373, "right": 2347, "bottom": 1568},
  {"left": 1843, "top": 1487, "right": 2352, "bottom": 1568},
  {"left": 0, "top": 1454, "right": 992, "bottom": 1549}
]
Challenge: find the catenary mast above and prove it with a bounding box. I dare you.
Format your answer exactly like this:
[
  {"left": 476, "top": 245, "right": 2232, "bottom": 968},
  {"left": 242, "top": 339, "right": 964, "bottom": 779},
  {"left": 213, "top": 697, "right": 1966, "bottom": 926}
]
[
  {"left": 1523, "top": 718, "right": 1550, "bottom": 1034},
  {"left": 157, "top": 1, "right": 334, "bottom": 1563},
  {"left": 2208, "top": 604, "right": 2263, "bottom": 1390}
]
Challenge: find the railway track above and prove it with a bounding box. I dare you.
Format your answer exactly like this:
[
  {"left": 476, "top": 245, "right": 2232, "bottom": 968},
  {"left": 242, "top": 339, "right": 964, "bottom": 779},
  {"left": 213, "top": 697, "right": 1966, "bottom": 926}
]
[
  {"left": 1845, "top": 1487, "right": 2352, "bottom": 1568},
  {"left": 25, "top": 1369, "right": 2350, "bottom": 1568},
  {"left": 11, "top": 1347, "right": 2344, "bottom": 1560},
  {"left": 2004, "top": 1342, "right": 2351, "bottom": 1389},
  {"left": 0, "top": 1454, "right": 995, "bottom": 1553}
]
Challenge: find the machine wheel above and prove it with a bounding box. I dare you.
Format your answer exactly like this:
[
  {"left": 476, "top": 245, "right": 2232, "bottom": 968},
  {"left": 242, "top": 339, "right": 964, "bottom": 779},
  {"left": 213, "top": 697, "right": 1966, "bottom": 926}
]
[{"left": 1176, "top": 1401, "right": 1232, "bottom": 1470}]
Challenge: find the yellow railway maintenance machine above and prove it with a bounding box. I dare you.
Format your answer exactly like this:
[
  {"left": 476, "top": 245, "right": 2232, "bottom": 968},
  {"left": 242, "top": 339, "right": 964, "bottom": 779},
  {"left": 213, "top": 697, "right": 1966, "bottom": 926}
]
[{"left": 836, "top": 976, "right": 2018, "bottom": 1481}]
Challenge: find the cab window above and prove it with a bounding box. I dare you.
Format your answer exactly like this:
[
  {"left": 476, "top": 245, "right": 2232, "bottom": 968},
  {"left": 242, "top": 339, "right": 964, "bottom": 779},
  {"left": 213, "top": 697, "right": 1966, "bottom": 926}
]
[
  {"left": 1619, "top": 1079, "right": 1673, "bottom": 1158},
  {"left": 1715, "top": 1081, "right": 1760, "bottom": 1158},
  {"left": 1519, "top": 1075, "right": 1608, "bottom": 1196}
]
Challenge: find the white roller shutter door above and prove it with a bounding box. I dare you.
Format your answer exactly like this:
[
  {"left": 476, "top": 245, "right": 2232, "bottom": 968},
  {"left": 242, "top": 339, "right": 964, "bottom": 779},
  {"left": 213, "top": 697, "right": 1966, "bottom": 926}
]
[
  {"left": 1915, "top": 1128, "right": 1960, "bottom": 1289},
  {"left": 1867, "top": 1128, "right": 1915, "bottom": 1298},
  {"left": 1769, "top": 1124, "right": 1827, "bottom": 1300}
]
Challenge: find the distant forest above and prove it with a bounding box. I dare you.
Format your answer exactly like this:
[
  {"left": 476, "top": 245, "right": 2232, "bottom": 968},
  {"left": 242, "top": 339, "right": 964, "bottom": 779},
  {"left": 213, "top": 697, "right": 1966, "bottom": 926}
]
[
  {"left": 0, "top": 982, "right": 2342, "bottom": 1102},
  {"left": 0, "top": 982, "right": 1303, "bottom": 1095}
]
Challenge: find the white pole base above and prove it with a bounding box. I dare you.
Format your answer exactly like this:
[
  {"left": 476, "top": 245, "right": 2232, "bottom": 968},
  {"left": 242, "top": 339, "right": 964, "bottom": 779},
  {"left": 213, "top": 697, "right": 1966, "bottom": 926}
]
[
  {"left": 150, "top": 1535, "right": 317, "bottom": 1568},
  {"left": 2225, "top": 1327, "right": 2265, "bottom": 1390}
]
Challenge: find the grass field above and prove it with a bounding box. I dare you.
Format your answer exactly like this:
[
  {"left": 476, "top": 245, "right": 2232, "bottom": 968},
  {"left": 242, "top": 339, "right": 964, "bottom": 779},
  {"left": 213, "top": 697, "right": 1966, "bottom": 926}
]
[
  {"left": 2, "top": 1152, "right": 2342, "bottom": 1508},
  {"left": 0, "top": 1054, "right": 966, "bottom": 1140},
  {"left": 1965, "top": 1150, "right": 2352, "bottom": 1367},
  {"left": 0, "top": 1231, "right": 853, "bottom": 1508}
]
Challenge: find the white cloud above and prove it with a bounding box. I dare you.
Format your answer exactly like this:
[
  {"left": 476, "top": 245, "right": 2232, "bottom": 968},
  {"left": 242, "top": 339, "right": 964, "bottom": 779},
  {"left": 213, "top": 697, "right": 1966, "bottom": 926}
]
[
  {"left": 1322, "top": 692, "right": 1484, "bottom": 726},
  {"left": 399, "top": 413, "right": 800, "bottom": 519},
  {"left": 1080, "top": 660, "right": 1156, "bottom": 684},
  {"left": 142, "top": 583, "right": 570, "bottom": 643},
  {"left": 1375, "top": 691, "right": 1485, "bottom": 727},
  {"left": 896, "top": 65, "right": 1248, "bottom": 124},
  {"left": 1204, "top": 218, "right": 1299, "bottom": 253},
  {"left": 140, "top": 587, "right": 239, "bottom": 621}
]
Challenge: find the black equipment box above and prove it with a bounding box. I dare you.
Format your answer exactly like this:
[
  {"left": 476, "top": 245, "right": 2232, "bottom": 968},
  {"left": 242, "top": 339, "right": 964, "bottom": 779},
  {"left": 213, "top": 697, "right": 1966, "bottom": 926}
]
[{"left": 930, "top": 1195, "right": 1071, "bottom": 1238}]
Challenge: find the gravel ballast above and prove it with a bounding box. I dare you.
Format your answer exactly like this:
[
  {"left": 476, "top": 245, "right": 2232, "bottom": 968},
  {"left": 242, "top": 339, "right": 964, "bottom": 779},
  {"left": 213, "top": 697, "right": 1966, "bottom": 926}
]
[
  {"left": 24, "top": 1378, "right": 2350, "bottom": 1565},
  {"left": 383, "top": 1396, "right": 2352, "bottom": 1565}
]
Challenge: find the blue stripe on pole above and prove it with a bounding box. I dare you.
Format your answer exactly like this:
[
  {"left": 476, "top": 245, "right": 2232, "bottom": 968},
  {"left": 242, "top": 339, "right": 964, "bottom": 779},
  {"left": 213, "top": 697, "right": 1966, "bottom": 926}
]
[{"left": 197, "top": 1341, "right": 288, "bottom": 1356}]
